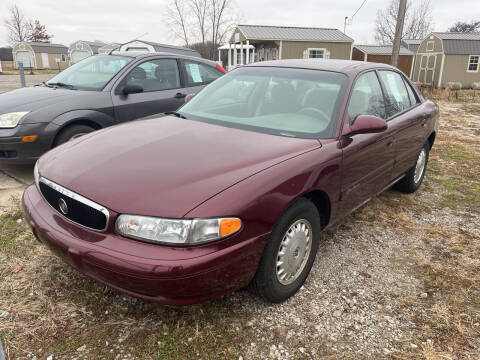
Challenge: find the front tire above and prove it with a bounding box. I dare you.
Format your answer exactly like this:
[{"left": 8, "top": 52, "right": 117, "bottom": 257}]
[
  {"left": 251, "top": 198, "right": 321, "bottom": 303},
  {"left": 54, "top": 124, "right": 95, "bottom": 147},
  {"left": 395, "top": 142, "right": 429, "bottom": 193}
]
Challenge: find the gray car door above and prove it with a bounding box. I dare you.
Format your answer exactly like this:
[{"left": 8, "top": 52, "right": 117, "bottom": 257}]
[
  {"left": 181, "top": 59, "right": 224, "bottom": 97},
  {"left": 111, "top": 58, "right": 187, "bottom": 122}
]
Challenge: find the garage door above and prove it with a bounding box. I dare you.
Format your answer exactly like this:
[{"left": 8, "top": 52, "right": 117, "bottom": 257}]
[
  {"left": 71, "top": 50, "right": 90, "bottom": 64},
  {"left": 16, "top": 50, "right": 35, "bottom": 68}
]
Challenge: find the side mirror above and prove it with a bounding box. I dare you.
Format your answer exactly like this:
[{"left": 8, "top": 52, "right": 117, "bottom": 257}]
[
  {"left": 185, "top": 93, "right": 196, "bottom": 103},
  {"left": 342, "top": 115, "right": 387, "bottom": 137},
  {"left": 122, "top": 83, "right": 143, "bottom": 95}
]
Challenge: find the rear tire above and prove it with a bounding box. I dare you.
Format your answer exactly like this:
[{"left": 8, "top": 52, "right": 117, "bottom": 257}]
[
  {"left": 251, "top": 198, "right": 321, "bottom": 303},
  {"left": 395, "top": 142, "right": 429, "bottom": 193},
  {"left": 54, "top": 124, "right": 95, "bottom": 147}
]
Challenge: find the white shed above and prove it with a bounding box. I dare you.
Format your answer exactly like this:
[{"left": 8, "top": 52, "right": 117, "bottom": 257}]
[{"left": 69, "top": 40, "right": 106, "bottom": 64}]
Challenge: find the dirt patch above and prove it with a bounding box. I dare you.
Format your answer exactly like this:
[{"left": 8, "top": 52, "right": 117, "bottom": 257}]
[{"left": 0, "top": 102, "right": 479, "bottom": 359}]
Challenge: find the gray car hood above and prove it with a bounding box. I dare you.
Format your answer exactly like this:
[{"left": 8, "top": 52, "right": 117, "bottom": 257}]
[{"left": 0, "top": 86, "right": 110, "bottom": 124}]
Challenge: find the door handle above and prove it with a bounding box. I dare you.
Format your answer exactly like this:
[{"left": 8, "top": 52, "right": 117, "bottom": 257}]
[{"left": 174, "top": 92, "right": 186, "bottom": 99}]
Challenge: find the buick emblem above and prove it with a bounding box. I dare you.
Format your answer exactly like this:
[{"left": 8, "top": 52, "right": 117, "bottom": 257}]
[{"left": 58, "top": 198, "right": 68, "bottom": 215}]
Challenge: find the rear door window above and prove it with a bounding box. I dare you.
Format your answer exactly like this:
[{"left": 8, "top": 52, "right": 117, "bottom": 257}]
[
  {"left": 378, "top": 70, "right": 411, "bottom": 118},
  {"left": 183, "top": 61, "right": 223, "bottom": 87}
]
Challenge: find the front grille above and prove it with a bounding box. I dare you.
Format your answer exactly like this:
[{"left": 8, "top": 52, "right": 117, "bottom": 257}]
[{"left": 39, "top": 178, "right": 109, "bottom": 231}]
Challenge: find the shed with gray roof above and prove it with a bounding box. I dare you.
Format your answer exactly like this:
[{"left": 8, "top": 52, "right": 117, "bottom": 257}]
[
  {"left": 412, "top": 32, "right": 480, "bottom": 88},
  {"left": 352, "top": 45, "right": 415, "bottom": 77},
  {"left": 12, "top": 42, "right": 68, "bottom": 70},
  {"left": 223, "top": 24, "right": 354, "bottom": 71}
]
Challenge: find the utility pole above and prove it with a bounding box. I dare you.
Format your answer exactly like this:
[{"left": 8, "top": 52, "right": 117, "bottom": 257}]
[{"left": 391, "top": 0, "right": 407, "bottom": 68}]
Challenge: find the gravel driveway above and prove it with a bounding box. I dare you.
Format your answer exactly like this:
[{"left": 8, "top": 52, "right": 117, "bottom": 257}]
[
  {"left": 0, "top": 74, "right": 55, "bottom": 94},
  {"left": 0, "top": 101, "right": 479, "bottom": 359}
]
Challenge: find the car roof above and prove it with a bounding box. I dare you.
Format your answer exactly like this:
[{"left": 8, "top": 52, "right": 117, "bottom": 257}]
[
  {"left": 247, "top": 59, "right": 398, "bottom": 76},
  {"left": 107, "top": 51, "right": 217, "bottom": 66}
]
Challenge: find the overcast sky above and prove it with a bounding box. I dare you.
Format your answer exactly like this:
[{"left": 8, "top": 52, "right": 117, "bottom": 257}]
[{"left": 0, "top": 0, "right": 475, "bottom": 48}]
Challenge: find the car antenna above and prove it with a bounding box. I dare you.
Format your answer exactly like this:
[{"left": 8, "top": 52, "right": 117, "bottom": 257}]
[{"left": 108, "top": 32, "right": 149, "bottom": 55}]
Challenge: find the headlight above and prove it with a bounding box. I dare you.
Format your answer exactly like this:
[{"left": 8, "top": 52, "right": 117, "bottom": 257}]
[
  {"left": 116, "top": 215, "right": 242, "bottom": 245},
  {"left": 0, "top": 112, "right": 29, "bottom": 128},
  {"left": 34, "top": 161, "right": 40, "bottom": 189}
]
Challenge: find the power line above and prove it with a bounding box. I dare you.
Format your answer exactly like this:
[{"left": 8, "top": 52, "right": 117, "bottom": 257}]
[
  {"left": 344, "top": 0, "right": 367, "bottom": 33},
  {"left": 350, "top": 0, "right": 367, "bottom": 21}
]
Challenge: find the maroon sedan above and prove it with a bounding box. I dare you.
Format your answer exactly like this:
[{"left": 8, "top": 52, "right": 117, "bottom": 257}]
[{"left": 22, "top": 59, "right": 438, "bottom": 305}]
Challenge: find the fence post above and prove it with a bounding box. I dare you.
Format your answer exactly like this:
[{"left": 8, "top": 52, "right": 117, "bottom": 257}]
[{"left": 18, "top": 62, "right": 26, "bottom": 88}]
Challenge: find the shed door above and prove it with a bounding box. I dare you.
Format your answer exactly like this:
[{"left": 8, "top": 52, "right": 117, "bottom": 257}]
[
  {"left": 418, "top": 54, "right": 436, "bottom": 85},
  {"left": 71, "top": 50, "right": 90, "bottom": 64},
  {"left": 41, "top": 53, "right": 50, "bottom": 68},
  {"left": 16, "top": 50, "right": 34, "bottom": 68}
]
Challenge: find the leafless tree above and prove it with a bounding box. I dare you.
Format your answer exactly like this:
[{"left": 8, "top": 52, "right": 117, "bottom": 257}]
[
  {"left": 190, "top": 0, "right": 209, "bottom": 46},
  {"left": 165, "top": 0, "right": 238, "bottom": 59},
  {"left": 166, "top": 0, "right": 191, "bottom": 46},
  {"left": 374, "top": 0, "right": 433, "bottom": 45},
  {"left": 4, "top": 4, "right": 29, "bottom": 44}
]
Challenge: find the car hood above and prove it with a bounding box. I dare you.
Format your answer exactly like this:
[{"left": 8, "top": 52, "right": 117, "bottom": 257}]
[
  {"left": 39, "top": 116, "right": 321, "bottom": 218},
  {"left": 0, "top": 86, "right": 94, "bottom": 118}
]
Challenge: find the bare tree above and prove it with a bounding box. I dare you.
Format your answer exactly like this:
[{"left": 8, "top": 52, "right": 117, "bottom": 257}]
[
  {"left": 448, "top": 20, "right": 480, "bottom": 33},
  {"left": 190, "top": 0, "right": 209, "bottom": 46},
  {"left": 4, "top": 4, "right": 29, "bottom": 44},
  {"left": 374, "top": 0, "right": 433, "bottom": 45},
  {"left": 165, "top": 0, "right": 237, "bottom": 59},
  {"left": 209, "top": 0, "right": 236, "bottom": 57},
  {"left": 166, "top": 0, "right": 191, "bottom": 46}
]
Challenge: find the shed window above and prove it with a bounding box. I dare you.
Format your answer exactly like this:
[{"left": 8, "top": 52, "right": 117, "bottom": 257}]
[
  {"left": 426, "top": 41, "right": 434, "bottom": 52},
  {"left": 468, "top": 55, "right": 479, "bottom": 72},
  {"left": 61, "top": 54, "right": 66, "bottom": 62},
  {"left": 308, "top": 49, "right": 325, "bottom": 59}
]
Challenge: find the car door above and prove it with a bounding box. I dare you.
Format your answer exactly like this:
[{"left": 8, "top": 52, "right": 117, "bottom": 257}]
[
  {"left": 340, "top": 70, "right": 395, "bottom": 214},
  {"left": 181, "top": 59, "right": 224, "bottom": 97},
  {"left": 377, "top": 70, "right": 428, "bottom": 178},
  {"left": 111, "top": 58, "right": 188, "bottom": 122}
]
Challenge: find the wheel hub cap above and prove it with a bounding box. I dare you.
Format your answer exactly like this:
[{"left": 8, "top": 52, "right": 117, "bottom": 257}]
[
  {"left": 276, "top": 219, "right": 312, "bottom": 285},
  {"left": 414, "top": 148, "right": 427, "bottom": 184}
]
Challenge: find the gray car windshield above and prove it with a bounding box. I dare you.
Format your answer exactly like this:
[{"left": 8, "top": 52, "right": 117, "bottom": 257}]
[
  {"left": 46, "top": 55, "right": 133, "bottom": 91},
  {"left": 180, "top": 66, "right": 348, "bottom": 138}
]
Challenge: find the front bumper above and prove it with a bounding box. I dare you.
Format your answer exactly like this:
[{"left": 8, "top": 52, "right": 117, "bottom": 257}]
[
  {"left": 22, "top": 184, "right": 268, "bottom": 305},
  {"left": 0, "top": 123, "right": 52, "bottom": 163}
]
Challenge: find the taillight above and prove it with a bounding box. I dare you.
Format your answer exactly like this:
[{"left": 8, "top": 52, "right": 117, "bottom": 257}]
[{"left": 216, "top": 64, "right": 227, "bottom": 74}]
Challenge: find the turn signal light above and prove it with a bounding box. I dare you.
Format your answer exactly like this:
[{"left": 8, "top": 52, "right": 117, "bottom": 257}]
[
  {"left": 220, "top": 218, "right": 242, "bottom": 237},
  {"left": 22, "top": 135, "right": 38, "bottom": 142}
]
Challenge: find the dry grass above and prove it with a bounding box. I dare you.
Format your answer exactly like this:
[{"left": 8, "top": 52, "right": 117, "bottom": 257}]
[{"left": 0, "top": 101, "right": 479, "bottom": 359}]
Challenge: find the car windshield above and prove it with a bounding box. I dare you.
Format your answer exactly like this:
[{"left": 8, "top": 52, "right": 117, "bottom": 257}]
[
  {"left": 46, "top": 55, "right": 133, "bottom": 91},
  {"left": 180, "top": 66, "right": 348, "bottom": 138}
]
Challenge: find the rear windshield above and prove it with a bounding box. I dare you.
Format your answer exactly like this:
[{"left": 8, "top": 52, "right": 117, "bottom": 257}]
[
  {"left": 179, "top": 66, "right": 348, "bottom": 139},
  {"left": 46, "top": 55, "right": 133, "bottom": 91}
]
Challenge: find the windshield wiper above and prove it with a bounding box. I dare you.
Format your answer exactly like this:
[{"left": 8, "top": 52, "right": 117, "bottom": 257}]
[
  {"left": 42, "top": 81, "right": 53, "bottom": 88},
  {"left": 47, "top": 82, "right": 77, "bottom": 90},
  {"left": 165, "top": 111, "right": 187, "bottom": 119}
]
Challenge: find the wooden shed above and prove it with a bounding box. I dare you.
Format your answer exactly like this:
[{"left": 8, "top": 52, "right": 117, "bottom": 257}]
[
  {"left": 412, "top": 32, "right": 480, "bottom": 88},
  {"left": 12, "top": 42, "right": 68, "bottom": 70},
  {"left": 224, "top": 24, "right": 354, "bottom": 71},
  {"left": 352, "top": 45, "right": 414, "bottom": 77}
]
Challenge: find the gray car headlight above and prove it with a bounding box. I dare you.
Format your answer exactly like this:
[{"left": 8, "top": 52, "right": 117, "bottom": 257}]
[
  {"left": 0, "top": 112, "right": 29, "bottom": 128},
  {"left": 116, "top": 215, "right": 242, "bottom": 245}
]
